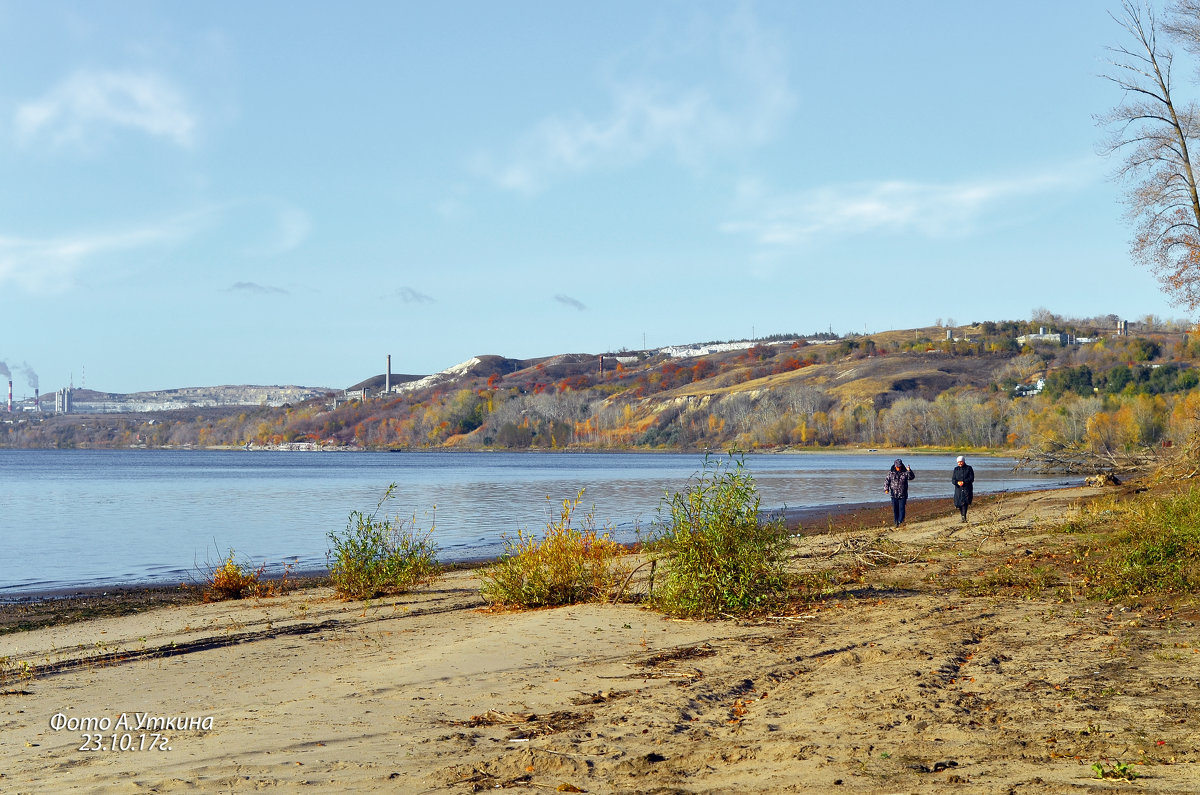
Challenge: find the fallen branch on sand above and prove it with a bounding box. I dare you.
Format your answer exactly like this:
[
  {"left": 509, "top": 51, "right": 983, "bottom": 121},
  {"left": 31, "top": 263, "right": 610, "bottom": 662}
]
[{"left": 821, "top": 535, "right": 924, "bottom": 567}]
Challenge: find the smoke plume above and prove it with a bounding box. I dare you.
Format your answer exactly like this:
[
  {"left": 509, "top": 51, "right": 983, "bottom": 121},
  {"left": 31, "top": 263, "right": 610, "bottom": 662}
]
[
  {"left": 19, "top": 362, "right": 38, "bottom": 389},
  {"left": 0, "top": 360, "right": 10, "bottom": 379}
]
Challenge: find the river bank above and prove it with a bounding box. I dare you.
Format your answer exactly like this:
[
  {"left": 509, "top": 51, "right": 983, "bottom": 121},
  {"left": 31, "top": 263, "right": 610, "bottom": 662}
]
[
  {"left": 2, "top": 449, "right": 1070, "bottom": 595},
  {"left": 2, "top": 482, "right": 1198, "bottom": 793},
  {"left": 0, "top": 486, "right": 1063, "bottom": 624}
]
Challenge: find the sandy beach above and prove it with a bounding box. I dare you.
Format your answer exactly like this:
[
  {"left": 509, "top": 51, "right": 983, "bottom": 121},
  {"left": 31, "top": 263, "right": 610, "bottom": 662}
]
[{"left": 3, "top": 484, "right": 1199, "bottom": 794}]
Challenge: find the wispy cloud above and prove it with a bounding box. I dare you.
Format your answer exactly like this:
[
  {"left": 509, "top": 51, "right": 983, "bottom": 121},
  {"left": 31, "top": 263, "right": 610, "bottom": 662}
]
[
  {"left": 554, "top": 293, "right": 587, "bottom": 311},
  {"left": 0, "top": 198, "right": 308, "bottom": 292},
  {"left": 475, "top": 8, "right": 793, "bottom": 193},
  {"left": 397, "top": 286, "right": 435, "bottom": 304},
  {"left": 15, "top": 69, "right": 197, "bottom": 149},
  {"left": 722, "top": 167, "right": 1088, "bottom": 247},
  {"left": 0, "top": 221, "right": 190, "bottom": 292},
  {"left": 434, "top": 189, "right": 471, "bottom": 221},
  {"left": 179, "top": 198, "right": 310, "bottom": 258},
  {"left": 275, "top": 207, "right": 310, "bottom": 253},
  {"left": 240, "top": 204, "right": 310, "bottom": 258},
  {"left": 226, "top": 281, "right": 288, "bottom": 296}
]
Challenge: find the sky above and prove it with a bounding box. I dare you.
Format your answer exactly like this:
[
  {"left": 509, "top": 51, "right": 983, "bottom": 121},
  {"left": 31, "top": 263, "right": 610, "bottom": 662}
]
[{"left": 0, "top": 1, "right": 1189, "bottom": 394}]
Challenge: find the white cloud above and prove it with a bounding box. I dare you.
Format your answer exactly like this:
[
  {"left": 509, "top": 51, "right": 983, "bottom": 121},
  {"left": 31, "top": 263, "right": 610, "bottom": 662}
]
[
  {"left": 475, "top": 8, "right": 794, "bottom": 193},
  {"left": 435, "top": 196, "right": 467, "bottom": 221},
  {"left": 276, "top": 208, "right": 310, "bottom": 250},
  {"left": 245, "top": 204, "right": 310, "bottom": 257},
  {"left": 0, "top": 195, "right": 314, "bottom": 293},
  {"left": 0, "top": 223, "right": 186, "bottom": 292},
  {"left": 722, "top": 167, "right": 1088, "bottom": 247},
  {"left": 190, "top": 198, "right": 311, "bottom": 258},
  {"left": 15, "top": 69, "right": 197, "bottom": 149}
]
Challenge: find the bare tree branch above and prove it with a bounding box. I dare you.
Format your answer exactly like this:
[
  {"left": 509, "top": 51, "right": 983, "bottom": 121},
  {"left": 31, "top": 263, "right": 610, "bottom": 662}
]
[{"left": 1099, "top": 1, "right": 1200, "bottom": 310}]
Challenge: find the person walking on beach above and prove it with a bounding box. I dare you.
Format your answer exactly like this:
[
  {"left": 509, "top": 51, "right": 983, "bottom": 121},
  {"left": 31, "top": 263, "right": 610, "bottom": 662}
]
[
  {"left": 884, "top": 458, "right": 915, "bottom": 528},
  {"left": 952, "top": 455, "right": 974, "bottom": 523}
]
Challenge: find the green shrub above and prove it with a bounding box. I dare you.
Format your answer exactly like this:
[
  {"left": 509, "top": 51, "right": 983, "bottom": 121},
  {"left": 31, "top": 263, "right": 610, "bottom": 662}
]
[
  {"left": 649, "top": 455, "right": 792, "bottom": 618},
  {"left": 327, "top": 484, "right": 441, "bottom": 600},
  {"left": 481, "top": 491, "right": 630, "bottom": 609},
  {"left": 1079, "top": 485, "right": 1200, "bottom": 599}
]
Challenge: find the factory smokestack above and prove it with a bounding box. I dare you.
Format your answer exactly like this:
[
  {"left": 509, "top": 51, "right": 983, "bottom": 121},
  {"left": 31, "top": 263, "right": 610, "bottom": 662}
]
[
  {"left": 386, "top": 355, "right": 391, "bottom": 393},
  {"left": 7, "top": 380, "right": 11, "bottom": 412},
  {"left": 34, "top": 388, "right": 39, "bottom": 411}
]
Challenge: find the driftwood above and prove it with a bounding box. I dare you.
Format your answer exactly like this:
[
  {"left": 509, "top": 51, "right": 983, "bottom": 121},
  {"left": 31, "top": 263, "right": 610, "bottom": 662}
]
[
  {"left": 1014, "top": 443, "right": 1158, "bottom": 475},
  {"left": 1151, "top": 437, "right": 1200, "bottom": 480},
  {"left": 611, "top": 559, "right": 656, "bottom": 604},
  {"left": 1016, "top": 437, "right": 1200, "bottom": 484},
  {"left": 821, "top": 535, "right": 924, "bottom": 567}
]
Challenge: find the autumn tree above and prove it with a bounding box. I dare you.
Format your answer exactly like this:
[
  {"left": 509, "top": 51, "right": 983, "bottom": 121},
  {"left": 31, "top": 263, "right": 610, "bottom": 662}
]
[{"left": 1100, "top": 1, "right": 1200, "bottom": 309}]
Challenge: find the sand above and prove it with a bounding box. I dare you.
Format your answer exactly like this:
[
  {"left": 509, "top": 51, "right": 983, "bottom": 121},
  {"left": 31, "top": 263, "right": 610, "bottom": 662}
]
[{"left": 2, "top": 485, "right": 1199, "bottom": 794}]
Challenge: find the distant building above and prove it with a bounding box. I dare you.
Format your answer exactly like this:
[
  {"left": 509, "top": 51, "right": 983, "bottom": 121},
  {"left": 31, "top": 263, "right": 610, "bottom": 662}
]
[
  {"left": 1013, "top": 378, "right": 1046, "bottom": 398},
  {"left": 1017, "top": 327, "right": 1070, "bottom": 346}
]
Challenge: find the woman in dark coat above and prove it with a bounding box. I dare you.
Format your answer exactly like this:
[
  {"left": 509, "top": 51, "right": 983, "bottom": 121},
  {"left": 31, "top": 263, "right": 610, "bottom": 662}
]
[
  {"left": 884, "top": 458, "right": 915, "bottom": 528},
  {"left": 952, "top": 455, "right": 974, "bottom": 522}
]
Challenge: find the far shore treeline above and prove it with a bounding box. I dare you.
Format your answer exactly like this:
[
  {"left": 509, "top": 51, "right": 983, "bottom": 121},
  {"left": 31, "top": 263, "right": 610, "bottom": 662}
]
[{"left": 5, "top": 314, "right": 1200, "bottom": 470}]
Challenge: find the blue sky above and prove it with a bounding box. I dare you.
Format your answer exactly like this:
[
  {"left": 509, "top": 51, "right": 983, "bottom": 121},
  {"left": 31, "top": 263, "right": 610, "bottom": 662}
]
[{"left": 0, "top": 1, "right": 1185, "bottom": 394}]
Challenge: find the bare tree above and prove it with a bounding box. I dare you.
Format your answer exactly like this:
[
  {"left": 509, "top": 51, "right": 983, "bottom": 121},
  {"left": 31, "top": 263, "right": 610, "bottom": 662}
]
[
  {"left": 999, "top": 353, "right": 1045, "bottom": 383},
  {"left": 1100, "top": 1, "right": 1200, "bottom": 309},
  {"left": 1030, "top": 306, "right": 1059, "bottom": 326},
  {"left": 713, "top": 393, "right": 754, "bottom": 429},
  {"left": 778, "top": 384, "right": 830, "bottom": 417},
  {"left": 1164, "top": 0, "right": 1200, "bottom": 51}
]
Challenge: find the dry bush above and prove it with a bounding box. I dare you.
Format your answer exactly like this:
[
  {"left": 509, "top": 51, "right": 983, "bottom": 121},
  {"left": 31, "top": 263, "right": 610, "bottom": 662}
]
[{"left": 481, "top": 491, "right": 630, "bottom": 609}]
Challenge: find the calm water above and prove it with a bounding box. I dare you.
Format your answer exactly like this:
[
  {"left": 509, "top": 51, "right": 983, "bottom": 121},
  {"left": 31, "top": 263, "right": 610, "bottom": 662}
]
[{"left": 0, "top": 450, "right": 1072, "bottom": 595}]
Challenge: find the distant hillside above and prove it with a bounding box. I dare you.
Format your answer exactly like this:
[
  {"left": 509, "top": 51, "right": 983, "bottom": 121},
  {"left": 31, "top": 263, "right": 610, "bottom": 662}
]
[
  {"left": 5, "top": 318, "right": 1198, "bottom": 460},
  {"left": 664, "top": 349, "right": 1006, "bottom": 407},
  {"left": 16, "top": 385, "right": 331, "bottom": 414},
  {"left": 348, "top": 374, "right": 425, "bottom": 392}
]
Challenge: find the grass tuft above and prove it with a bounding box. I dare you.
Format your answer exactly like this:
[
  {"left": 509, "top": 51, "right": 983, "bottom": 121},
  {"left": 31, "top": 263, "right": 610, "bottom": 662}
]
[
  {"left": 201, "top": 552, "right": 298, "bottom": 602},
  {"left": 203, "top": 552, "right": 265, "bottom": 601}
]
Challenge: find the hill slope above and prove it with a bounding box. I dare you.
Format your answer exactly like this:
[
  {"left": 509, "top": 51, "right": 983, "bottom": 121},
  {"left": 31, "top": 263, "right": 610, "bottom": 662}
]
[{"left": 5, "top": 321, "right": 1195, "bottom": 454}]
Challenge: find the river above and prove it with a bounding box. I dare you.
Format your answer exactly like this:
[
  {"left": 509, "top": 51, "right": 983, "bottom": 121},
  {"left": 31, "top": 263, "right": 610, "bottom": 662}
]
[{"left": 0, "top": 449, "right": 1072, "bottom": 595}]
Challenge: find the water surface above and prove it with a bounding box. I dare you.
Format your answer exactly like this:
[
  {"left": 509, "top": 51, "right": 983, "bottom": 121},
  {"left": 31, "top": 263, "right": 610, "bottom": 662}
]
[{"left": 0, "top": 450, "right": 1071, "bottom": 594}]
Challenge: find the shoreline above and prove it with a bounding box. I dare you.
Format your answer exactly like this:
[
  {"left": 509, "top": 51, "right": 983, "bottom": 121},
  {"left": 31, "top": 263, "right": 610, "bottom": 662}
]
[
  {"left": 0, "top": 484, "right": 1080, "bottom": 641},
  {"left": 6, "top": 479, "right": 1200, "bottom": 793},
  {"left": 0, "top": 481, "right": 1080, "bottom": 606},
  {"left": 3, "top": 443, "right": 991, "bottom": 453}
]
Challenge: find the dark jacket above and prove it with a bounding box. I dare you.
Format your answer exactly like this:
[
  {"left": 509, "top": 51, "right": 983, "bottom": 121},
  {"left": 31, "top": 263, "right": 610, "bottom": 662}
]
[
  {"left": 884, "top": 459, "right": 915, "bottom": 499},
  {"left": 952, "top": 464, "right": 975, "bottom": 508}
]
